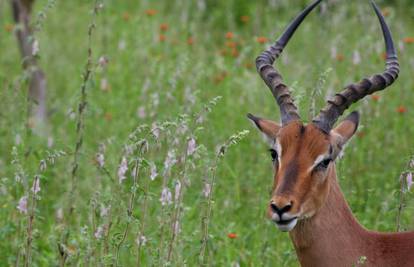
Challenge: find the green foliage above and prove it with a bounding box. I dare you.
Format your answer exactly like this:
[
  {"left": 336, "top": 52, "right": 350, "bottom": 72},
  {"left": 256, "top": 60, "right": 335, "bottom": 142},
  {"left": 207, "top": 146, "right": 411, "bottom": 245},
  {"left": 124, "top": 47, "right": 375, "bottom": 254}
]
[{"left": 0, "top": 0, "right": 414, "bottom": 266}]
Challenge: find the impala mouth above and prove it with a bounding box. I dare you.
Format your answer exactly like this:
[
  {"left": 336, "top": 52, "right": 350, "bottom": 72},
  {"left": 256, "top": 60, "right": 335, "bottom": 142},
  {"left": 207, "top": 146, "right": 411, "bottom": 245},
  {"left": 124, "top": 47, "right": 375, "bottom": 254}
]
[{"left": 274, "top": 217, "right": 298, "bottom": 232}]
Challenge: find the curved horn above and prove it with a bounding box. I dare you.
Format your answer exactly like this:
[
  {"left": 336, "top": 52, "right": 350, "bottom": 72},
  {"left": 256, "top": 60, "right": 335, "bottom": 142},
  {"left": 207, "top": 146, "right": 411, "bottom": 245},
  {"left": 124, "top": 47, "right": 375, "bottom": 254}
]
[
  {"left": 256, "top": 0, "right": 322, "bottom": 125},
  {"left": 313, "top": 0, "right": 400, "bottom": 133}
]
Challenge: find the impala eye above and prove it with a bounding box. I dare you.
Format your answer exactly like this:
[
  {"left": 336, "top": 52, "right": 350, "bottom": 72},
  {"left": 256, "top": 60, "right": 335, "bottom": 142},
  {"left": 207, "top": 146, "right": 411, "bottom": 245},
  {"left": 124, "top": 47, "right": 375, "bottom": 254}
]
[
  {"left": 269, "top": 149, "right": 278, "bottom": 162},
  {"left": 316, "top": 158, "right": 332, "bottom": 171}
]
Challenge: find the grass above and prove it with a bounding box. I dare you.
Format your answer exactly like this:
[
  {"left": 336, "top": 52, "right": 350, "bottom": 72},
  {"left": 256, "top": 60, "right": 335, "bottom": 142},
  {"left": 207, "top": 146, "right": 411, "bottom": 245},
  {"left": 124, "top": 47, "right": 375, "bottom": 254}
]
[{"left": 1, "top": 0, "right": 414, "bottom": 266}]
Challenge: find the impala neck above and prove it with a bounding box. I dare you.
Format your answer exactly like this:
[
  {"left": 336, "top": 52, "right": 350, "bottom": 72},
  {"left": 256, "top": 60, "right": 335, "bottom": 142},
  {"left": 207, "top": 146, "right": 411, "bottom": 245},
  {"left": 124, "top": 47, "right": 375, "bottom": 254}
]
[{"left": 289, "top": 166, "right": 368, "bottom": 265}]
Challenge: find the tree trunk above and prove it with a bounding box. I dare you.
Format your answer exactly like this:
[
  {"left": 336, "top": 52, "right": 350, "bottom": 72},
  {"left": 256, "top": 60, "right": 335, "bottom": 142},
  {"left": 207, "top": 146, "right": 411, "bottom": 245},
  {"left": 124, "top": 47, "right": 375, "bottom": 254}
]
[{"left": 11, "top": 0, "right": 47, "bottom": 134}]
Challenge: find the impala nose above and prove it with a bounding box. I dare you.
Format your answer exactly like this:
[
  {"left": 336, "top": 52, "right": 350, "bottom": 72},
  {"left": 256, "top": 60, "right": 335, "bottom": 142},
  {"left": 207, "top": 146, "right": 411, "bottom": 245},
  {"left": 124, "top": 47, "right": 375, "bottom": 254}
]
[{"left": 270, "top": 201, "right": 292, "bottom": 217}]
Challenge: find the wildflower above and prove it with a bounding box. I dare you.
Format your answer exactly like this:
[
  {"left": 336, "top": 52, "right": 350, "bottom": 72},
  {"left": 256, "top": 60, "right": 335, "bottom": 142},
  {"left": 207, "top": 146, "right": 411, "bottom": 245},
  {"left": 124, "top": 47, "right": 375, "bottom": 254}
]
[
  {"left": 104, "top": 112, "right": 112, "bottom": 121},
  {"left": 225, "top": 32, "right": 234, "bottom": 39},
  {"left": 225, "top": 41, "right": 237, "bottom": 48},
  {"left": 94, "top": 226, "right": 104, "bottom": 239},
  {"left": 187, "top": 37, "right": 194, "bottom": 45},
  {"left": 17, "top": 196, "right": 28, "bottom": 214},
  {"left": 231, "top": 48, "right": 239, "bottom": 57},
  {"left": 397, "top": 105, "right": 407, "bottom": 114},
  {"left": 330, "top": 45, "right": 337, "bottom": 59},
  {"left": 151, "top": 122, "right": 160, "bottom": 139},
  {"left": 381, "top": 8, "right": 390, "bottom": 17},
  {"left": 32, "top": 39, "right": 39, "bottom": 56},
  {"left": 352, "top": 50, "right": 361, "bottom": 65},
  {"left": 256, "top": 36, "right": 268, "bottom": 44},
  {"left": 227, "top": 233, "right": 237, "bottom": 239},
  {"left": 164, "top": 150, "right": 177, "bottom": 173},
  {"left": 137, "top": 106, "right": 146, "bottom": 118},
  {"left": 160, "top": 23, "right": 168, "bottom": 32},
  {"left": 4, "top": 24, "right": 14, "bottom": 32},
  {"left": 371, "top": 95, "right": 380, "bottom": 101},
  {"left": 160, "top": 187, "right": 172, "bottom": 206},
  {"left": 335, "top": 53, "right": 344, "bottom": 62},
  {"left": 240, "top": 15, "right": 250, "bottom": 23},
  {"left": 187, "top": 138, "right": 197, "bottom": 156},
  {"left": 174, "top": 180, "right": 182, "bottom": 202},
  {"left": 96, "top": 153, "right": 105, "bottom": 168},
  {"left": 150, "top": 163, "right": 158, "bottom": 181},
  {"left": 122, "top": 12, "right": 130, "bottom": 21},
  {"left": 203, "top": 183, "right": 211, "bottom": 198},
  {"left": 118, "top": 39, "right": 126, "bottom": 50},
  {"left": 118, "top": 157, "right": 128, "bottom": 183},
  {"left": 136, "top": 234, "right": 147, "bottom": 246},
  {"left": 159, "top": 34, "right": 166, "bottom": 42},
  {"left": 98, "top": 56, "right": 109, "bottom": 68},
  {"left": 47, "top": 136, "right": 54, "bottom": 148},
  {"left": 100, "top": 78, "right": 110, "bottom": 91},
  {"left": 406, "top": 172, "right": 413, "bottom": 191},
  {"left": 31, "top": 176, "right": 40, "bottom": 194},
  {"left": 15, "top": 134, "right": 21, "bottom": 145},
  {"left": 100, "top": 204, "right": 110, "bottom": 217},
  {"left": 145, "top": 9, "right": 157, "bottom": 16},
  {"left": 403, "top": 37, "right": 414, "bottom": 44},
  {"left": 56, "top": 208, "right": 64, "bottom": 221},
  {"left": 39, "top": 160, "right": 47, "bottom": 172}
]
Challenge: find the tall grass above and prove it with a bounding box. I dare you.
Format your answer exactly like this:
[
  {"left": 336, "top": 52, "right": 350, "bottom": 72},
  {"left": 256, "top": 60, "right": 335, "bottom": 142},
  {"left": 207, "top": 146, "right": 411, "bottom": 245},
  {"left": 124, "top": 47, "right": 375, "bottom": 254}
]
[{"left": 1, "top": 0, "right": 414, "bottom": 266}]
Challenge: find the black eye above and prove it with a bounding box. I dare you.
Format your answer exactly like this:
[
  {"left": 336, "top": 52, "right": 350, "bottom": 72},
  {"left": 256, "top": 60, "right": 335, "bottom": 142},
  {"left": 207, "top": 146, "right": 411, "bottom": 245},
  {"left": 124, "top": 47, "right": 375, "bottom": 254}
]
[
  {"left": 269, "top": 149, "right": 278, "bottom": 162},
  {"left": 316, "top": 158, "right": 332, "bottom": 170}
]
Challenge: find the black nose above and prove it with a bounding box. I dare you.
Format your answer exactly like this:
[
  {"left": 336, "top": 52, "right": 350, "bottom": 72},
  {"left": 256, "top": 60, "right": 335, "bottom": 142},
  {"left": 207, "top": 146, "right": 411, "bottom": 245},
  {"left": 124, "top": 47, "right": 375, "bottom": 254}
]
[{"left": 270, "top": 201, "right": 292, "bottom": 215}]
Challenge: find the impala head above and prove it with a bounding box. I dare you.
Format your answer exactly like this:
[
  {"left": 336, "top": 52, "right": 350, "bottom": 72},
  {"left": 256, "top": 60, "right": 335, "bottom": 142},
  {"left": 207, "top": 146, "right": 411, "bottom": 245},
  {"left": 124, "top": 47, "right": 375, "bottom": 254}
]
[{"left": 249, "top": 0, "right": 399, "bottom": 232}]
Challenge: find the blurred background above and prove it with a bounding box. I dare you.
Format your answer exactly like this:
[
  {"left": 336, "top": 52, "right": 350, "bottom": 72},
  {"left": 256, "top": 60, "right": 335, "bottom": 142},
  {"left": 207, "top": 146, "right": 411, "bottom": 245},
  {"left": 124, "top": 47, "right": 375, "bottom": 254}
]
[{"left": 0, "top": 0, "right": 414, "bottom": 266}]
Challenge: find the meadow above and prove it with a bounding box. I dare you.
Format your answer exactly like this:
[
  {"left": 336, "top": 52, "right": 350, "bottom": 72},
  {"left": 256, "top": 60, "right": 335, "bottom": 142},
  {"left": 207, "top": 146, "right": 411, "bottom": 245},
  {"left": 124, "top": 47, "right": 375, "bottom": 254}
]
[{"left": 0, "top": 0, "right": 414, "bottom": 266}]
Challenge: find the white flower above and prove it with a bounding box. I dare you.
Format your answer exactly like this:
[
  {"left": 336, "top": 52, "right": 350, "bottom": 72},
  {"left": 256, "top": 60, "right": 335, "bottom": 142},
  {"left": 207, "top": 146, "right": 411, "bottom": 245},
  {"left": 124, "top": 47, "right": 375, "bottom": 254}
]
[
  {"left": 407, "top": 172, "right": 413, "bottom": 191},
  {"left": 163, "top": 150, "right": 177, "bottom": 174},
  {"left": 17, "top": 196, "right": 28, "bottom": 214},
  {"left": 137, "top": 107, "right": 146, "bottom": 118},
  {"left": 136, "top": 234, "right": 147, "bottom": 246},
  {"left": 352, "top": 50, "right": 361, "bottom": 65},
  {"left": 151, "top": 123, "right": 160, "bottom": 139},
  {"left": 174, "top": 180, "right": 182, "bottom": 202},
  {"left": 56, "top": 208, "right": 64, "bottom": 220},
  {"left": 187, "top": 138, "right": 197, "bottom": 156},
  {"left": 94, "top": 226, "right": 104, "bottom": 239},
  {"left": 100, "top": 204, "right": 111, "bottom": 217},
  {"left": 98, "top": 56, "right": 109, "bottom": 67},
  {"left": 150, "top": 163, "right": 158, "bottom": 181},
  {"left": 39, "top": 160, "right": 47, "bottom": 172},
  {"left": 203, "top": 183, "right": 211, "bottom": 198},
  {"left": 32, "top": 39, "right": 39, "bottom": 56},
  {"left": 31, "top": 176, "right": 40, "bottom": 194},
  {"left": 96, "top": 153, "right": 105, "bottom": 168},
  {"left": 118, "top": 157, "right": 128, "bottom": 183},
  {"left": 100, "top": 78, "right": 109, "bottom": 91},
  {"left": 160, "top": 187, "right": 172, "bottom": 206}
]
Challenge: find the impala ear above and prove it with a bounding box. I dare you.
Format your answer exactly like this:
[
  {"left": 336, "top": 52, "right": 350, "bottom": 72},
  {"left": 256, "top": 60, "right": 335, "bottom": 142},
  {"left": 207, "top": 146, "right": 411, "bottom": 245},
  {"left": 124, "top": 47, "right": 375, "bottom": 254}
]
[
  {"left": 247, "top": 113, "right": 281, "bottom": 145},
  {"left": 330, "top": 111, "right": 359, "bottom": 156}
]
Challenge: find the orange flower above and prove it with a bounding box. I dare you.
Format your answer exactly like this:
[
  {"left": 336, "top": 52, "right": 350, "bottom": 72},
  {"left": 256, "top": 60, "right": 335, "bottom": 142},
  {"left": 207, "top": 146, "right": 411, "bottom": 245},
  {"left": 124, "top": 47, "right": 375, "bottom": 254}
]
[
  {"left": 104, "top": 112, "right": 113, "bottom": 121},
  {"left": 231, "top": 48, "right": 239, "bottom": 57},
  {"left": 225, "top": 41, "right": 237, "bottom": 48},
  {"left": 160, "top": 23, "right": 168, "bottom": 32},
  {"left": 122, "top": 12, "right": 130, "bottom": 21},
  {"left": 403, "top": 37, "right": 414, "bottom": 44},
  {"left": 240, "top": 15, "right": 250, "bottom": 23},
  {"left": 256, "top": 36, "right": 268, "bottom": 44},
  {"left": 225, "top": 32, "right": 234, "bottom": 39},
  {"left": 371, "top": 94, "right": 380, "bottom": 101},
  {"left": 145, "top": 9, "right": 157, "bottom": 16},
  {"left": 4, "top": 23, "right": 13, "bottom": 32},
  {"left": 227, "top": 233, "right": 237, "bottom": 239},
  {"left": 397, "top": 105, "right": 407, "bottom": 114},
  {"left": 159, "top": 34, "right": 166, "bottom": 42},
  {"left": 381, "top": 8, "right": 391, "bottom": 17},
  {"left": 187, "top": 37, "right": 194, "bottom": 45},
  {"left": 335, "top": 54, "right": 344, "bottom": 62}
]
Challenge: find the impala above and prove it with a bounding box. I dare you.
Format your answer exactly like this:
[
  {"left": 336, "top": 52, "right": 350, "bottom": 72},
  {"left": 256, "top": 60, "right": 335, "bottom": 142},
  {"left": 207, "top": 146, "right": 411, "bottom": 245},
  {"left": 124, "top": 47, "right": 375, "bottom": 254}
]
[{"left": 248, "top": 1, "right": 414, "bottom": 266}]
